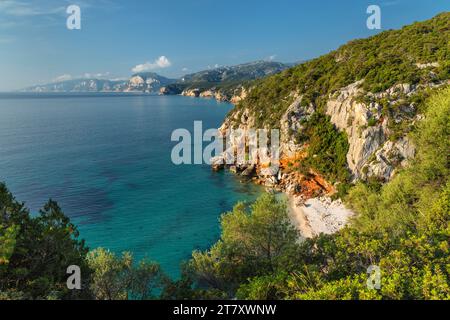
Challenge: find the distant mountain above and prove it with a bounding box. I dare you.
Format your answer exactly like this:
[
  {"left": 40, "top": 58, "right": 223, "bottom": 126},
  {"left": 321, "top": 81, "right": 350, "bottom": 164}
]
[
  {"left": 22, "top": 72, "right": 176, "bottom": 93},
  {"left": 160, "top": 61, "right": 292, "bottom": 100},
  {"left": 21, "top": 60, "right": 293, "bottom": 97},
  {"left": 127, "top": 72, "right": 176, "bottom": 92},
  {"left": 21, "top": 78, "right": 128, "bottom": 93},
  {"left": 182, "top": 61, "right": 289, "bottom": 83}
]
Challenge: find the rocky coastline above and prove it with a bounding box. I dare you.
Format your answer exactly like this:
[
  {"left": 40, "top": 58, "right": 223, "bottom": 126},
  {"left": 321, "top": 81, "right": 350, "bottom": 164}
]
[
  {"left": 209, "top": 78, "right": 449, "bottom": 236},
  {"left": 159, "top": 86, "right": 248, "bottom": 103}
]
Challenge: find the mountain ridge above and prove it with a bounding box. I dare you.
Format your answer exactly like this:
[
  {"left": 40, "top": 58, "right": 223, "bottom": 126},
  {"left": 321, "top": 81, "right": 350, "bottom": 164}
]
[
  {"left": 160, "top": 60, "right": 293, "bottom": 101},
  {"left": 20, "top": 60, "right": 294, "bottom": 96}
]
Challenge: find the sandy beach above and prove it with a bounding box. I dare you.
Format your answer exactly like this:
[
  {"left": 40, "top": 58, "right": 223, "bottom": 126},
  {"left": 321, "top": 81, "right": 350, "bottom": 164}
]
[{"left": 288, "top": 194, "right": 354, "bottom": 238}]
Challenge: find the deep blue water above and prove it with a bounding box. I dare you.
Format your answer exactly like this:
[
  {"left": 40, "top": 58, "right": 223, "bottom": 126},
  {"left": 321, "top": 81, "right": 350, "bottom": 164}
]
[{"left": 0, "top": 93, "right": 262, "bottom": 276}]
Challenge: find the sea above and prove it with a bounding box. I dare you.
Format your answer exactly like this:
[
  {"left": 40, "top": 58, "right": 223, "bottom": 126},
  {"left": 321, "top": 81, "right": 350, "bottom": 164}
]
[{"left": 0, "top": 93, "right": 262, "bottom": 277}]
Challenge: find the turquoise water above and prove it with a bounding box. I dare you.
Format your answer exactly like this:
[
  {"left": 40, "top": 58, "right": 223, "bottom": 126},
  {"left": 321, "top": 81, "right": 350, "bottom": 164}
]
[{"left": 0, "top": 93, "right": 262, "bottom": 276}]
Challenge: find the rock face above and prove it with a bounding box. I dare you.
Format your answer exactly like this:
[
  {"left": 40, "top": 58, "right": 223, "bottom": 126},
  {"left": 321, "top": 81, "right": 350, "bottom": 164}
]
[
  {"left": 198, "top": 89, "right": 232, "bottom": 102},
  {"left": 125, "top": 72, "right": 175, "bottom": 93},
  {"left": 230, "top": 87, "right": 248, "bottom": 104},
  {"left": 129, "top": 75, "right": 145, "bottom": 87},
  {"left": 199, "top": 90, "right": 215, "bottom": 98},
  {"left": 280, "top": 93, "right": 315, "bottom": 157},
  {"left": 182, "top": 88, "right": 201, "bottom": 97},
  {"left": 210, "top": 156, "right": 225, "bottom": 171},
  {"left": 325, "top": 80, "right": 387, "bottom": 179},
  {"left": 362, "top": 137, "right": 415, "bottom": 181},
  {"left": 159, "top": 86, "right": 181, "bottom": 95},
  {"left": 324, "top": 80, "right": 425, "bottom": 180},
  {"left": 214, "top": 78, "right": 445, "bottom": 197}
]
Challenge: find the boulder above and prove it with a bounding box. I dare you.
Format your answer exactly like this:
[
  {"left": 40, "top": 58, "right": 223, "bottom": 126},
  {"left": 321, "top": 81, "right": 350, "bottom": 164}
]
[
  {"left": 241, "top": 165, "right": 255, "bottom": 177},
  {"left": 210, "top": 155, "right": 225, "bottom": 171}
]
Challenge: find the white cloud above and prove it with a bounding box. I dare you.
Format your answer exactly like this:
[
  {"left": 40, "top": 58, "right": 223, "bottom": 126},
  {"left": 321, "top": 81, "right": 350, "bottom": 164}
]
[
  {"left": 53, "top": 74, "right": 72, "bottom": 82},
  {"left": 268, "top": 54, "right": 277, "bottom": 61},
  {"left": 182, "top": 67, "right": 189, "bottom": 72},
  {"left": 132, "top": 56, "right": 171, "bottom": 73}
]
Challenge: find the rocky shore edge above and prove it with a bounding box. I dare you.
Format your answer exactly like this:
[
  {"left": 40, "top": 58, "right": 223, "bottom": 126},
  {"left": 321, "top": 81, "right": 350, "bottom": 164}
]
[
  {"left": 160, "top": 86, "right": 248, "bottom": 104},
  {"left": 210, "top": 154, "right": 354, "bottom": 237}
]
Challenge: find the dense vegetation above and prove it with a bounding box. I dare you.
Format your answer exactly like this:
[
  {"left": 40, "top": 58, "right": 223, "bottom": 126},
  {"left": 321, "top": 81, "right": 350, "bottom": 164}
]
[
  {"left": 234, "top": 12, "right": 449, "bottom": 129},
  {"left": 0, "top": 87, "right": 448, "bottom": 300},
  {"left": 226, "top": 12, "right": 449, "bottom": 191},
  {"left": 0, "top": 189, "right": 91, "bottom": 299},
  {"left": 0, "top": 186, "right": 167, "bottom": 299},
  {"left": 1, "top": 13, "right": 449, "bottom": 300},
  {"left": 296, "top": 112, "right": 350, "bottom": 183},
  {"left": 182, "top": 86, "right": 450, "bottom": 299}
]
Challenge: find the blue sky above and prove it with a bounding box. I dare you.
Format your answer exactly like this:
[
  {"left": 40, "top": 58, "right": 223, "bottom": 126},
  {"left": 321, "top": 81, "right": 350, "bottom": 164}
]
[{"left": 0, "top": 0, "right": 448, "bottom": 91}]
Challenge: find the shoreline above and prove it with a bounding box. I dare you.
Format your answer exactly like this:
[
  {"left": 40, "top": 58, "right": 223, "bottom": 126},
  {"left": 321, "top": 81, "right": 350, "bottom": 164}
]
[
  {"left": 286, "top": 193, "right": 354, "bottom": 238},
  {"left": 287, "top": 194, "right": 314, "bottom": 238}
]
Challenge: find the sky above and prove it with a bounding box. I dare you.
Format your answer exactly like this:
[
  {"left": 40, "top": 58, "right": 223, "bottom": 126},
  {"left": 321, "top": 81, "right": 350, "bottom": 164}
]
[{"left": 0, "top": 0, "right": 448, "bottom": 91}]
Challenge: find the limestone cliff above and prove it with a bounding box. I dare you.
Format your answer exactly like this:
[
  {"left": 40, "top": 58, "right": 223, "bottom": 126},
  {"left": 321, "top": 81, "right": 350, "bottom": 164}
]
[
  {"left": 217, "top": 79, "right": 446, "bottom": 196},
  {"left": 214, "top": 13, "right": 449, "bottom": 199}
]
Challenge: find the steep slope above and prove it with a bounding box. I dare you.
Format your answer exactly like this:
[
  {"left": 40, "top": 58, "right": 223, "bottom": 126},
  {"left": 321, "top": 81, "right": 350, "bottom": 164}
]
[{"left": 218, "top": 12, "right": 450, "bottom": 197}]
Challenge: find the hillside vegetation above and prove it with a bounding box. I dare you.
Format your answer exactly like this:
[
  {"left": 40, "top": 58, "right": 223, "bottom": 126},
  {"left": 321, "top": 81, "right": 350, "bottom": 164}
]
[
  {"left": 187, "top": 86, "right": 450, "bottom": 300},
  {"left": 1, "top": 87, "right": 448, "bottom": 300},
  {"left": 221, "top": 12, "right": 449, "bottom": 195},
  {"left": 1, "top": 13, "right": 449, "bottom": 300},
  {"left": 233, "top": 12, "right": 449, "bottom": 129}
]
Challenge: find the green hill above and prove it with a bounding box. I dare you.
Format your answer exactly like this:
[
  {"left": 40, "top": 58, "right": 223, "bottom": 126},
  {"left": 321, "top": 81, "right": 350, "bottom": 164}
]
[
  {"left": 232, "top": 12, "right": 449, "bottom": 129},
  {"left": 221, "top": 12, "right": 449, "bottom": 191}
]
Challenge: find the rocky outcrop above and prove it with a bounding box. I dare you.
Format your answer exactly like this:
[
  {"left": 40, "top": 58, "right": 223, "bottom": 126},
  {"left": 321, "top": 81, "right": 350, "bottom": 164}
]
[
  {"left": 324, "top": 80, "right": 441, "bottom": 180},
  {"left": 214, "top": 91, "right": 230, "bottom": 102},
  {"left": 416, "top": 62, "right": 440, "bottom": 69},
  {"left": 199, "top": 90, "right": 215, "bottom": 98},
  {"left": 361, "top": 137, "right": 415, "bottom": 181},
  {"left": 159, "top": 86, "right": 181, "bottom": 95},
  {"left": 214, "top": 79, "right": 435, "bottom": 198},
  {"left": 280, "top": 93, "right": 314, "bottom": 157},
  {"left": 230, "top": 87, "right": 248, "bottom": 104},
  {"left": 182, "top": 88, "right": 201, "bottom": 97},
  {"left": 199, "top": 89, "right": 231, "bottom": 102},
  {"left": 129, "top": 75, "right": 145, "bottom": 87},
  {"left": 325, "top": 80, "right": 388, "bottom": 179}
]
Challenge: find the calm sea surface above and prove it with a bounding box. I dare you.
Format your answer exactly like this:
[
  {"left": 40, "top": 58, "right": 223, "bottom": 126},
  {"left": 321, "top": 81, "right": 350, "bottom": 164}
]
[{"left": 0, "top": 93, "right": 262, "bottom": 276}]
